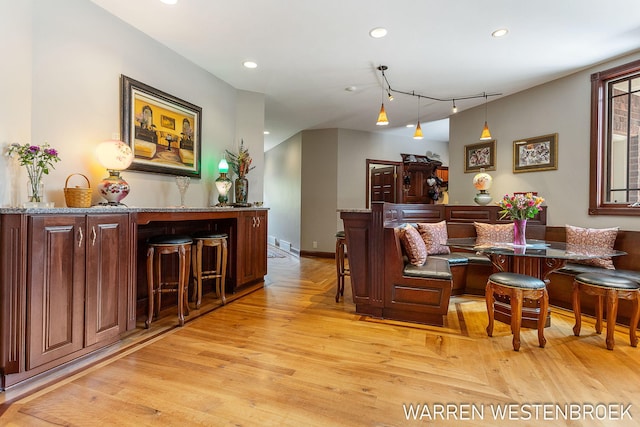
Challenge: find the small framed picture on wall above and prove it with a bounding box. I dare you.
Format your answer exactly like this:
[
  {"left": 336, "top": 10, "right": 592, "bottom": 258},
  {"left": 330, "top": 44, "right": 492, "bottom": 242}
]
[{"left": 464, "top": 140, "right": 496, "bottom": 173}]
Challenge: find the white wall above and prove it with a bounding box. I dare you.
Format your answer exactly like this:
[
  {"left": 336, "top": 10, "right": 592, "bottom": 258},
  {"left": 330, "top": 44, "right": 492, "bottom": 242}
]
[
  {"left": 449, "top": 50, "right": 640, "bottom": 231},
  {"left": 0, "top": 0, "right": 264, "bottom": 208},
  {"left": 264, "top": 133, "right": 302, "bottom": 252}
]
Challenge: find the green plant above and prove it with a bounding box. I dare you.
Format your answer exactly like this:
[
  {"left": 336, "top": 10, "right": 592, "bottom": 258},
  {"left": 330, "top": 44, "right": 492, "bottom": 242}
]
[{"left": 7, "top": 142, "right": 61, "bottom": 202}]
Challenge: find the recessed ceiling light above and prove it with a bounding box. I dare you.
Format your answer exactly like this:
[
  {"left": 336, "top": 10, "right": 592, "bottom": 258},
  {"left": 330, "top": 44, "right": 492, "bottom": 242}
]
[
  {"left": 406, "top": 124, "right": 415, "bottom": 128},
  {"left": 160, "top": 0, "right": 178, "bottom": 4},
  {"left": 345, "top": 86, "right": 357, "bottom": 92},
  {"left": 263, "top": 131, "right": 270, "bottom": 135},
  {"left": 243, "top": 61, "right": 258, "bottom": 69},
  {"left": 369, "top": 27, "right": 388, "bottom": 38},
  {"left": 491, "top": 28, "right": 508, "bottom": 38}
]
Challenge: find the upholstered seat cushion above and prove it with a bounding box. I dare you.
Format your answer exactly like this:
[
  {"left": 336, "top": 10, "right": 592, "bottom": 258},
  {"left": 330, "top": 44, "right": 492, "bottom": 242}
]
[
  {"left": 488, "top": 272, "right": 546, "bottom": 289},
  {"left": 192, "top": 231, "right": 228, "bottom": 240},
  {"left": 336, "top": 230, "right": 345, "bottom": 238},
  {"left": 574, "top": 273, "right": 639, "bottom": 290},
  {"left": 459, "top": 252, "right": 492, "bottom": 265},
  {"left": 429, "top": 252, "right": 469, "bottom": 265},
  {"left": 404, "top": 258, "right": 452, "bottom": 280},
  {"left": 148, "top": 234, "right": 193, "bottom": 245}
]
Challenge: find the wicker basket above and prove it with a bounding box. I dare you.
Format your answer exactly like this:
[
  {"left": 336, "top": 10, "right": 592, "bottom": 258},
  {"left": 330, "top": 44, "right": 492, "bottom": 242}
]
[{"left": 64, "top": 174, "right": 92, "bottom": 208}]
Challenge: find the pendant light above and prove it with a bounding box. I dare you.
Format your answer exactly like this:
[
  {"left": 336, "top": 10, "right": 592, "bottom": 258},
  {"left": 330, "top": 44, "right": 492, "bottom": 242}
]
[
  {"left": 413, "top": 95, "right": 423, "bottom": 139},
  {"left": 452, "top": 99, "right": 458, "bottom": 114},
  {"left": 376, "top": 65, "right": 389, "bottom": 125},
  {"left": 480, "top": 93, "right": 492, "bottom": 140}
]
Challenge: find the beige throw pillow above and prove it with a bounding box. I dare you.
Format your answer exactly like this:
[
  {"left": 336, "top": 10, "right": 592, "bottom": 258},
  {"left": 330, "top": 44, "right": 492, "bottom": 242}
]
[
  {"left": 417, "top": 221, "right": 451, "bottom": 255},
  {"left": 474, "top": 222, "right": 514, "bottom": 245},
  {"left": 566, "top": 224, "right": 618, "bottom": 269},
  {"left": 399, "top": 224, "right": 427, "bottom": 266}
]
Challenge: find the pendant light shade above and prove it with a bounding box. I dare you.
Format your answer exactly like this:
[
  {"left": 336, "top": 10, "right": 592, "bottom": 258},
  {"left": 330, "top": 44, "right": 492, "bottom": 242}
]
[
  {"left": 480, "top": 121, "right": 492, "bottom": 140},
  {"left": 413, "top": 121, "right": 424, "bottom": 139},
  {"left": 376, "top": 103, "right": 389, "bottom": 126}
]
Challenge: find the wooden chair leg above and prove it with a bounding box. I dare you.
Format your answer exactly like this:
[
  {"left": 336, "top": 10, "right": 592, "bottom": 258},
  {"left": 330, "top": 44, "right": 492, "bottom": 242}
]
[
  {"left": 485, "top": 282, "right": 495, "bottom": 337},
  {"left": 511, "top": 290, "right": 523, "bottom": 352},
  {"left": 630, "top": 295, "right": 639, "bottom": 348},
  {"left": 220, "top": 239, "right": 228, "bottom": 305},
  {"left": 605, "top": 290, "right": 618, "bottom": 350},
  {"left": 595, "top": 295, "right": 604, "bottom": 334},
  {"left": 572, "top": 282, "right": 582, "bottom": 336},
  {"left": 538, "top": 289, "right": 548, "bottom": 348}
]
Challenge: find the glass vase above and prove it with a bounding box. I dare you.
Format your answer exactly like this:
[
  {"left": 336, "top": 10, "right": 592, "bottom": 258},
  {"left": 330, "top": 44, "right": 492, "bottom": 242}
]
[
  {"left": 235, "top": 177, "right": 249, "bottom": 204},
  {"left": 27, "top": 177, "right": 44, "bottom": 203},
  {"left": 513, "top": 219, "right": 527, "bottom": 246}
]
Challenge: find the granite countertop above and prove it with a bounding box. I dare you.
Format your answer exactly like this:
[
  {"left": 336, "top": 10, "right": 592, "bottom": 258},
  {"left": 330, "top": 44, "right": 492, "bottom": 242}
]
[
  {"left": 337, "top": 208, "right": 371, "bottom": 213},
  {"left": 0, "top": 205, "right": 269, "bottom": 214}
]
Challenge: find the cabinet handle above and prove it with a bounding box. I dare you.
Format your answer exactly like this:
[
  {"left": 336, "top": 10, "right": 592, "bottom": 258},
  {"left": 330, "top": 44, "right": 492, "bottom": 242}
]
[
  {"left": 256, "top": 216, "right": 261, "bottom": 227},
  {"left": 91, "top": 226, "right": 97, "bottom": 246},
  {"left": 78, "top": 227, "right": 83, "bottom": 248},
  {"left": 252, "top": 216, "right": 257, "bottom": 228}
]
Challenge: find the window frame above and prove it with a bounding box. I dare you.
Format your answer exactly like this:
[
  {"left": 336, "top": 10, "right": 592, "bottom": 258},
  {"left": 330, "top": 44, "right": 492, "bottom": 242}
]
[{"left": 589, "top": 58, "right": 640, "bottom": 216}]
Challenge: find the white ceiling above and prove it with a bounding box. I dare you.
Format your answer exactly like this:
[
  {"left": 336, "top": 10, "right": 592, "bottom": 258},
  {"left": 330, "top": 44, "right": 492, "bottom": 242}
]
[{"left": 91, "top": 0, "right": 640, "bottom": 150}]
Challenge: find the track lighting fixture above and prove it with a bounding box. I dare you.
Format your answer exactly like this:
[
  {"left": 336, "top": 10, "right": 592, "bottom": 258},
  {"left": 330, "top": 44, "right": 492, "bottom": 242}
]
[{"left": 375, "top": 65, "right": 501, "bottom": 133}]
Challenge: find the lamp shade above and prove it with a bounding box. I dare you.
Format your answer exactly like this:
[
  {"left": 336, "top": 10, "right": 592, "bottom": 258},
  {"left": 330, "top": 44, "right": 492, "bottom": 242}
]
[
  {"left": 376, "top": 103, "right": 389, "bottom": 126},
  {"left": 480, "top": 121, "right": 492, "bottom": 140},
  {"left": 218, "top": 158, "right": 229, "bottom": 173},
  {"left": 413, "top": 121, "right": 424, "bottom": 139},
  {"left": 96, "top": 140, "right": 133, "bottom": 170}
]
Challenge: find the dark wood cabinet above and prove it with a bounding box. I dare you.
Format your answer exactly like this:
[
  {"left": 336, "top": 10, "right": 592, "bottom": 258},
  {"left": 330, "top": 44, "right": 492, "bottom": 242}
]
[
  {"left": 236, "top": 210, "right": 267, "bottom": 288},
  {"left": 0, "top": 213, "right": 131, "bottom": 387}
]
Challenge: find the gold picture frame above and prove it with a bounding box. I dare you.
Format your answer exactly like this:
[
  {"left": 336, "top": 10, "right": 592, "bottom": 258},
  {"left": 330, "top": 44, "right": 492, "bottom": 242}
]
[
  {"left": 464, "top": 140, "right": 496, "bottom": 173},
  {"left": 121, "top": 75, "right": 202, "bottom": 178},
  {"left": 513, "top": 133, "right": 558, "bottom": 173}
]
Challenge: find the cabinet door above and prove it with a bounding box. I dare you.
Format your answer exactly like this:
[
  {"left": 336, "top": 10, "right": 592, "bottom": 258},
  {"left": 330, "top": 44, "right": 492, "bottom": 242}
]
[
  {"left": 27, "top": 215, "right": 85, "bottom": 370},
  {"left": 85, "top": 214, "right": 129, "bottom": 347},
  {"left": 236, "top": 210, "right": 268, "bottom": 286}
]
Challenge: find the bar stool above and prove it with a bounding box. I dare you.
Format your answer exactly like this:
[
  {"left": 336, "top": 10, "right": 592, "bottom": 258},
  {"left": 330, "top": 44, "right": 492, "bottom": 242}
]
[
  {"left": 572, "top": 273, "right": 640, "bottom": 350},
  {"left": 191, "top": 231, "right": 228, "bottom": 308},
  {"left": 335, "top": 231, "right": 350, "bottom": 302},
  {"left": 145, "top": 234, "right": 193, "bottom": 328},
  {"left": 486, "top": 272, "right": 548, "bottom": 351}
]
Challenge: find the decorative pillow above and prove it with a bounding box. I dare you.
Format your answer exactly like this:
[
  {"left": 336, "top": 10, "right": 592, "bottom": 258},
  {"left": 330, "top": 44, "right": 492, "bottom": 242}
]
[
  {"left": 417, "top": 221, "right": 451, "bottom": 255},
  {"left": 474, "top": 222, "right": 514, "bottom": 245},
  {"left": 399, "top": 224, "right": 427, "bottom": 266},
  {"left": 566, "top": 225, "right": 618, "bottom": 269}
]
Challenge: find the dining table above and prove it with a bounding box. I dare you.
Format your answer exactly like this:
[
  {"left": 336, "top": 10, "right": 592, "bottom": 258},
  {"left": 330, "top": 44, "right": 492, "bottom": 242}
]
[{"left": 446, "top": 237, "right": 627, "bottom": 327}]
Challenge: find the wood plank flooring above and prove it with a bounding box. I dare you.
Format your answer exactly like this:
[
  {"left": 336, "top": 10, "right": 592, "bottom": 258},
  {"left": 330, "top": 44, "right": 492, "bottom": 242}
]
[{"left": 1, "top": 254, "right": 639, "bottom": 426}]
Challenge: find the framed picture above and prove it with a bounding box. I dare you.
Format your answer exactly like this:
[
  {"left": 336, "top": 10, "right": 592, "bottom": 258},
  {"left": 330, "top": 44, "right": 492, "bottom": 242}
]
[
  {"left": 121, "top": 75, "right": 202, "bottom": 178},
  {"left": 513, "top": 133, "right": 558, "bottom": 173},
  {"left": 464, "top": 140, "right": 496, "bottom": 173}
]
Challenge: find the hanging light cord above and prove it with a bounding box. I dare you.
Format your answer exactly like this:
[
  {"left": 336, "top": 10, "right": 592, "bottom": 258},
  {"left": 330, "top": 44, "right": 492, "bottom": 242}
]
[{"left": 378, "top": 65, "right": 501, "bottom": 104}]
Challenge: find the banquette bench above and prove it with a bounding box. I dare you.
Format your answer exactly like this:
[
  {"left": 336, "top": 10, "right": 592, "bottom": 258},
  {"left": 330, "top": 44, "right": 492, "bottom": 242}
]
[{"left": 341, "top": 202, "right": 640, "bottom": 327}]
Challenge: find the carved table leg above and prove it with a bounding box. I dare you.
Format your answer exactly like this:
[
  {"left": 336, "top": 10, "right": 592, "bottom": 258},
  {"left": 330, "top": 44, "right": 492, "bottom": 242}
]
[
  {"left": 572, "top": 282, "right": 582, "bottom": 336},
  {"left": 485, "top": 282, "right": 495, "bottom": 337}
]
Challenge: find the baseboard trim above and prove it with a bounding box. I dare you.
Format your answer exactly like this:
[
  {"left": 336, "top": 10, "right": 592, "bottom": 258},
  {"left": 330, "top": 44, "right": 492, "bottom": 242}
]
[{"left": 300, "top": 250, "right": 334, "bottom": 259}]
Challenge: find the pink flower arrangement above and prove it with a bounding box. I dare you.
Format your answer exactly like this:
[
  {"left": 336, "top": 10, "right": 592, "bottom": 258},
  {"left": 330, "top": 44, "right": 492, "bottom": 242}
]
[{"left": 497, "top": 192, "right": 545, "bottom": 220}]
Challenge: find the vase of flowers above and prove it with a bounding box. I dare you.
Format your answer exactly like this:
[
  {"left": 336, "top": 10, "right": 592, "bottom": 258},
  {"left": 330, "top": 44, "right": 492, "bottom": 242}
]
[
  {"left": 497, "top": 192, "right": 545, "bottom": 246},
  {"left": 226, "top": 139, "right": 255, "bottom": 205},
  {"left": 7, "top": 142, "right": 61, "bottom": 204}
]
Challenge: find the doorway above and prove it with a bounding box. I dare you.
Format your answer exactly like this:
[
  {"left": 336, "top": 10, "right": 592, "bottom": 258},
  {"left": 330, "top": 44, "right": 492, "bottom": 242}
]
[{"left": 366, "top": 159, "right": 402, "bottom": 208}]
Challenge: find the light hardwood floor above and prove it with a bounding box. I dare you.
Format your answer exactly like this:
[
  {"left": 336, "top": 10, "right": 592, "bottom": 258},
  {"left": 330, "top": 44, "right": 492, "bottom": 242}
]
[{"left": 1, "top": 253, "right": 639, "bottom": 426}]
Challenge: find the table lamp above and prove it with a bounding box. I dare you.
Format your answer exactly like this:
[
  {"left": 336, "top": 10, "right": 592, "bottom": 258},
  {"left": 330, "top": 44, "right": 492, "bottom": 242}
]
[
  {"left": 96, "top": 140, "right": 134, "bottom": 206},
  {"left": 215, "top": 158, "right": 232, "bottom": 206}
]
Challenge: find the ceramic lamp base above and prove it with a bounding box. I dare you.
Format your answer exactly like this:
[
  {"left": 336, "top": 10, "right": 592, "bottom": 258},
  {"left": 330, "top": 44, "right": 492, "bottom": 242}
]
[
  {"left": 98, "top": 170, "right": 130, "bottom": 206},
  {"left": 474, "top": 190, "right": 492, "bottom": 206}
]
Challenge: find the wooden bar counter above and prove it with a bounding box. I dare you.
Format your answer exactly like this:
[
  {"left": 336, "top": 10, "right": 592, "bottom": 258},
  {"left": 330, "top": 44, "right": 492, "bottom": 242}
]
[{"left": 0, "top": 206, "right": 267, "bottom": 390}]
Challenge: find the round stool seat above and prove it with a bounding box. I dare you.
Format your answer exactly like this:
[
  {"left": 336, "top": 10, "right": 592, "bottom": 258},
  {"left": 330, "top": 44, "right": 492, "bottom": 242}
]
[
  {"left": 148, "top": 234, "right": 193, "bottom": 246},
  {"left": 192, "top": 231, "right": 228, "bottom": 240},
  {"left": 575, "top": 273, "right": 639, "bottom": 290},
  {"left": 336, "top": 230, "right": 345, "bottom": 238},
  {"left": 488, "top": 272, "right": 546, "bottom": 290}
]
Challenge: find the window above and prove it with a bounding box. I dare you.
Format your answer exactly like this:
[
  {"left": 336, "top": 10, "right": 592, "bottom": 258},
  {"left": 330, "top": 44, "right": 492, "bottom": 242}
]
[{"left": 590, "top": 59, "right": 640, "bottom": 215}]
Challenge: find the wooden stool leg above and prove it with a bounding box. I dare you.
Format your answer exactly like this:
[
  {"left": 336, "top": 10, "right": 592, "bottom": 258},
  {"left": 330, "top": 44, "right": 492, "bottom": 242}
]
[
  {"left": 195, "top": 241, "right": 203, "bottom": 309},
  {"left": 538, "top": 289, "right": 548, "bottom": 348},
  {"left": 511, "top": 289, "right": 523, "bottom": 351},
  {"left": 177, "top": 245, "right": 187, "bottom": 326},
  {"left": 572, "top": 281, "right": 582, "bottom": 336},
  {"left": 215, "top": 242, "right": 222, "bottom": 298},
  {"left": 335, "top": 238, "right": 343, "bottom": 302},
  {"left": 630, "top": 294, "right": 639, "bottom": 348},
  {"left": 191, "top": 242, "right": 198, "bottom": 303},
  {"left": 220, "top": 239, "right": 227, "bottom": 305},
  {"left": 605, "top": 289, "right": 618, "bottom": 350},
  {"left": 155, "top": 251, "right": 162, "bottom": 319},
  {"left": 145, "top": 246, "right": 155, "bottom": 328},
  {"left": 595, "top": 295, "right": 604, "bottom": 334},
  {"left": 485, "top": 282, "right": 495, "bottom": 337}
]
